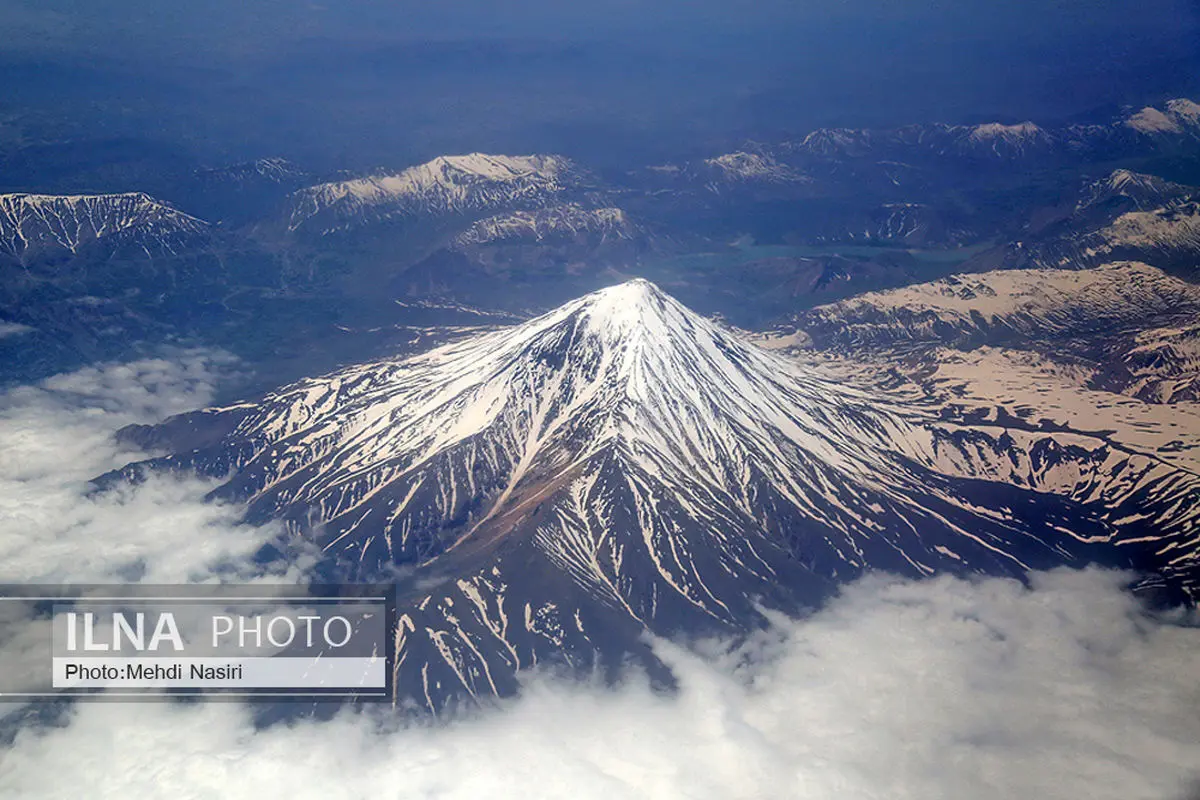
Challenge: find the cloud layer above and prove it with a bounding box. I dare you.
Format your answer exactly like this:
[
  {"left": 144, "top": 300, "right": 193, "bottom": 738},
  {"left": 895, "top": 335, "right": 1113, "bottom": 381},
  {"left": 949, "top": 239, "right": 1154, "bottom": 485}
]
[
  {"left": 0, "top": 354, "right": 304, "bottom": 698},
  {"left": 0, "top": 352, "right": 287, "bottom": 584},
  {"left": 2, "top": 569, "right": 1198, "bottom": 800}
]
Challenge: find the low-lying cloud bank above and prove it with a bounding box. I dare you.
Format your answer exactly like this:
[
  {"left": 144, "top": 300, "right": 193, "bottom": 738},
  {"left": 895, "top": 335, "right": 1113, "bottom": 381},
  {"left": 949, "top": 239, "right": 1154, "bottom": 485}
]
[
  {"left": 0, "top": 356, "right": 1197, "bottom": 799},
  {"left": 1, "top": 569, "right": 1198, "bottom": 800},
  {"left": 0, "top": 354, "right": 307, "bottom": 699},
  {"left": 0, "top": 352, "right": 289, "bottom": 584}
]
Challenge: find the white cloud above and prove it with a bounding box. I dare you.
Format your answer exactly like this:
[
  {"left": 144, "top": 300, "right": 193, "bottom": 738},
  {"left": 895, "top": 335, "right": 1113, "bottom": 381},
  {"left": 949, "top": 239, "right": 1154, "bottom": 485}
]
[
  {"left": 0, "top": 351, "right": 288, "bottom": 583},
  {"left": 0, "top": 354, "right": 307, "bottom": 698},
  {"left": 1, "top": 568, "right": 1197, "bottom": 800}
]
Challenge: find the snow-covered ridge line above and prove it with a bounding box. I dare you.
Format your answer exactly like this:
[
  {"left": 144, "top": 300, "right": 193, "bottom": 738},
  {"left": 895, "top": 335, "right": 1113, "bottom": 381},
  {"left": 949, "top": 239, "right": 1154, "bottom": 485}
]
[
  {"left": 967, "top": 121, "right": 1045, "bottom": 141},
  {"left": 0, "top": 192, "right": 209, "bottom": 257},
  {"left": 286, "top": 153, "right": 584, "bottom": 234},
  {"left": 787, "top": 98, "right": 1200, "bottom": 160},
  {"left": 1087, "top": 203, "right": 1200, "bottom": 260},
  {"left": 794, "top": 259, "right": 1200, "bottom": 404},
  {"left": 792, "top": 120, "right": 1055, "bottom": 158}
]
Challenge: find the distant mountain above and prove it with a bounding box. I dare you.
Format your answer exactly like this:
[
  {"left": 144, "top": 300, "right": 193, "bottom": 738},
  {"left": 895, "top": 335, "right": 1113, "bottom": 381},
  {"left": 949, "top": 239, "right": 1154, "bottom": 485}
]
[
  {"left": 800, "top": 202, "right": 977, "bottom": 247},
  {"left": 4, "top": 97, "right": 1200, "bottom": 399},
  {"left": 1073, "top": 203, "right": 1200, "bottom": 276},
  {"left": 631, "top": 150, "right": 813, "bottom": 207},
  {"left": 793, "top": 262, "right": 1200, "bottom": 404},
  {"left": 392, "top": 204, "right": 660, "bottom": 315},
  {"left": 451, "top": 205, "right": 639, "bottom": 247},
  {"left": 0, "top": 192, "right": 209, "bottom": 261},
  {"left": 1123, "top": 99, "right": 1200, "bottom": 137},
  {"left": 964, "top": 121, "right": 1056, "bottom": 155},
  {"left": 116, "top": 280, "right": 1200, "bottom": 709},
  {"left": 181, "top": 158, "right": 312, "bottom": 225},
  {"left": 698, "top": 151, "right": 809, "bottom": 188},
  {"left": 619, "top": 104, "right": 1200, "bottom": 249},
  {"left": 797, "top": 262, "right": 1200, "bottom": 348},
  {"left": 785, "top": 100, "right": 1200, "bottom": 167},
  {"left": 791, "top": 120, "right": 1058, "bottom": 161},
  {"left": 964, "top": 170, "right": 1200, "bottom": 279},
  {"left": 195, "top": 157, "right": 308, "bottom": 186},
  {"left": 284, "top": 154, "right": 591, "bottom": 236},
  {"left": 0, "top": 188, "right": 406, "bottom": 394},
  {"left": 1074, "top": 169, "right": 1193, "bottom": 213}
]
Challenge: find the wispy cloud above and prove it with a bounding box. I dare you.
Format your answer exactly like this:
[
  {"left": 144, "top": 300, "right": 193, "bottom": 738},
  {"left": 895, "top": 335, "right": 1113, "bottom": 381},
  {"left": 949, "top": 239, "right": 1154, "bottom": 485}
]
[{"left": 0, "top": 323, "right": 32, "bottom": 339}]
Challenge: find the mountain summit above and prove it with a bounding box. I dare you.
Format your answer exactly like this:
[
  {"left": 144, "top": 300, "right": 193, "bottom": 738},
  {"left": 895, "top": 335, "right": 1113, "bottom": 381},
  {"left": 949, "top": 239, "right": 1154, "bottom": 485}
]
[{"left": 118, "top": 280, "right": 1200, "bottom": 708}]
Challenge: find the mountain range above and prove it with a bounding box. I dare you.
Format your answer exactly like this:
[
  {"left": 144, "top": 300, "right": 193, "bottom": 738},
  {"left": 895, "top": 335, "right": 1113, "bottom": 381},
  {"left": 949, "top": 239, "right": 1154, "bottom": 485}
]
[
  {"left": 1, "top": 92, "right": 1197, "bottom": 710},
  {"left": 4, "top": 99, "right": 1199, "bottom": 393}
]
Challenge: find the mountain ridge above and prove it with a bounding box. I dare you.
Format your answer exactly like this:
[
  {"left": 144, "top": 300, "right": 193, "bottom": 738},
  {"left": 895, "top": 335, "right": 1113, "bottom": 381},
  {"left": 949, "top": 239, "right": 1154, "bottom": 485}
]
[{"left": 0, "top": 191, "right": 209, "bottom": 259}]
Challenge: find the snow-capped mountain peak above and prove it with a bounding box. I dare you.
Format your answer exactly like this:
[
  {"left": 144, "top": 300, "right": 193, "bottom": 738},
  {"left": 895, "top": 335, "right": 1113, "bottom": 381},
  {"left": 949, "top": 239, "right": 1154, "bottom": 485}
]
[
  {"left": 533, "top": 276, "right": 679, "bottom": 342},
  {"left": 792, "top": 127, "right": 874, "bottom": 158},
  {"left": 958, "top": 121, "right": 1054, "bottom": 156},
  {"left": 118, "top": 279, "right": 1200, "bottom": 707}
]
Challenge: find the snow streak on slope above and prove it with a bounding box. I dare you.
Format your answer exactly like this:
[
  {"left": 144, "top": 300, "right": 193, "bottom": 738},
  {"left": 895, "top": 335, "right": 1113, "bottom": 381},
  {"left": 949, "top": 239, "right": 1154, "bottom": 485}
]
[
  {"left": 121, "top": 280, "right": 1200, "bottom": 707},
  {"left": 286, "top": 154, "right": 584, "bottom": 234},
  {"left": 1118, "top": 322, "right": 1200, "bottom": 403},
  {"left": 0, "top": 193, "right": 209, "bottom": 258}
]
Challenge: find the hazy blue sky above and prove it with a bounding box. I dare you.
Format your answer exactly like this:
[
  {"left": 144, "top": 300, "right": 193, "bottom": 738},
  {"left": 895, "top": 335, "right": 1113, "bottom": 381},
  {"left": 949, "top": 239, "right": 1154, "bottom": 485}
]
[{"left": 2, "top": 0, "right": 1198, "bottom": 168}]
